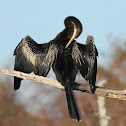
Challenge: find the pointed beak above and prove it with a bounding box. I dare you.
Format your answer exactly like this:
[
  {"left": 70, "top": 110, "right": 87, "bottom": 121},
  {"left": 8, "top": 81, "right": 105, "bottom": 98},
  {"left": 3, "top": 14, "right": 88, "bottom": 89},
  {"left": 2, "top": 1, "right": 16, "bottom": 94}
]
[{"left": 65, "top": 22, "right": 77, "bottom": 48}]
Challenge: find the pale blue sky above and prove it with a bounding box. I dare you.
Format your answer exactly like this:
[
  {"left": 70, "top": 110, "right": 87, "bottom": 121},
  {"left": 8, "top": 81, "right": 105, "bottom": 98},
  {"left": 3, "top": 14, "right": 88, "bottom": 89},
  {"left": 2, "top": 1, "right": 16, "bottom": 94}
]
[{"left": 0, "top": 0, "right": 126, "bottom": 68}]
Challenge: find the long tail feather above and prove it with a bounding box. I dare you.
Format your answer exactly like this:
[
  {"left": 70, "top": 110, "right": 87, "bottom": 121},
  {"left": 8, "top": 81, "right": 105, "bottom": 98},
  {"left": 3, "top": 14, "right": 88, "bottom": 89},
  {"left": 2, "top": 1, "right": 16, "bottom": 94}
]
[{"left": 65, "top": 85, "right": 82, "bottom": 121}]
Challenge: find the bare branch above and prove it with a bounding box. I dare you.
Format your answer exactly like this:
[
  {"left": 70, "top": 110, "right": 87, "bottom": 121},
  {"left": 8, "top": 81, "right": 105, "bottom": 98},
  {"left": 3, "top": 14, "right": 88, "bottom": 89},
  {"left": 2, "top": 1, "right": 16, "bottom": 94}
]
[{"left": 0, "top": 68, "right": 126, "bottom": 100}]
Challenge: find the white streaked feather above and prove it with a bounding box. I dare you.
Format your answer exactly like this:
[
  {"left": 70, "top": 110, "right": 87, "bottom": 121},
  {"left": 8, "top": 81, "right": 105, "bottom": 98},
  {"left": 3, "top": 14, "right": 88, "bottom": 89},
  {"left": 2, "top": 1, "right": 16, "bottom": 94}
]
[
  {"left": 72, "top": 43, "right": 84, "bottom": 65},
  {"left": 41, "top": 44, "right": 58, "bottom": 67},
  {"left": 72, "top": 42, "right": 96, "bottom": 80},
  {"left": 22, "top": 37, "right": 59, "bottom": 75},
  {"left": 21, "top": 40, "right": 59, "bottom": 76},
  {"left": 22, "top": 41, "right": 36, "bottom": 66}
]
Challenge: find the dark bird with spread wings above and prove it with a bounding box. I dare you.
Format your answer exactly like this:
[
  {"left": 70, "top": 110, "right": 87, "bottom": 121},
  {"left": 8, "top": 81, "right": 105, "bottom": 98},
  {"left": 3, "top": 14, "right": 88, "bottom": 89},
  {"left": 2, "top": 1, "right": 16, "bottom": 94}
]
[{"left": 13, "top": 16, "right": 98, "bottom": 121}]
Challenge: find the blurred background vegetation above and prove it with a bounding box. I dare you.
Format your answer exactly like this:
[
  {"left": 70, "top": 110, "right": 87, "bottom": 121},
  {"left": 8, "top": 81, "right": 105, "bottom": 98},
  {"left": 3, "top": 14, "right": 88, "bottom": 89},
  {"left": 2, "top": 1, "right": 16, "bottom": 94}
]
[{"left": 0, "top": 38, "right": 126, "bottom": 126}]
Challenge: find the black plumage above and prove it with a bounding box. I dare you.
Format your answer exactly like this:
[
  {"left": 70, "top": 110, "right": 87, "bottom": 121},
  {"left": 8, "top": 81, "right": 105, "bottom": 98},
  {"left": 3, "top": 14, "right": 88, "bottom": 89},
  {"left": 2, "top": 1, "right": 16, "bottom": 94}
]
[
  {"left": 14, "top": 16, "right": 82, "bottom": 121},
  {"left": 72, "top": 35, "right": 98, "bottom": 93},
  {"left": 14, "top": 36, "right": 58, "bottom": 90},
  {"left": 13, "top": 16, "right": 98, "bottom": 121}
]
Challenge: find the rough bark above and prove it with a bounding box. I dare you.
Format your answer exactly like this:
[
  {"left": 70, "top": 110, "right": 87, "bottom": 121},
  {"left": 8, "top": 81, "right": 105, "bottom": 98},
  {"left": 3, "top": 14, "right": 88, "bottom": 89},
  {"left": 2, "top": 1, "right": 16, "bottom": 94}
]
[{"left": 0, "top": 68, "right": 126, "bottom": 100}]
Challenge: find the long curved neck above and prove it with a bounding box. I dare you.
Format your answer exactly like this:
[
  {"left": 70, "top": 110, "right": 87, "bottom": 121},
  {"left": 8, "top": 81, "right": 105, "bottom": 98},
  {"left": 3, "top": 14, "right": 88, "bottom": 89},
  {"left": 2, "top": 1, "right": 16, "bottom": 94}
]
[
  {"left": 53, "top": 28, "right": 72, "bottom": 45},
  {"left": 53, "top": 16, "right": 82, "bottom": 48}
]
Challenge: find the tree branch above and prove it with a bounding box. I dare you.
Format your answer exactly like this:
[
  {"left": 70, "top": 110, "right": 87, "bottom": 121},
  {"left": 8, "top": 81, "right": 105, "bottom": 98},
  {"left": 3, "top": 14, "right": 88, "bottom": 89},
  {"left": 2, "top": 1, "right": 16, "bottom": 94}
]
[{"left": 0, "top": 68, "right": 126, "bottom": 100}]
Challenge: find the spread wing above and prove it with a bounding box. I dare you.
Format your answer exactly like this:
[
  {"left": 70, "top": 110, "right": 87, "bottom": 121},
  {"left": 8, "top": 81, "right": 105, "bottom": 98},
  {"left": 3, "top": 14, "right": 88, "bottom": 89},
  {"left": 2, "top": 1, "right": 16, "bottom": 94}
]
[
  {"left": 14, "top": 36, "right": 59, "bottom": 90},
  {"left": 72, "top": 40, "right": 98, "bottom": 93}
]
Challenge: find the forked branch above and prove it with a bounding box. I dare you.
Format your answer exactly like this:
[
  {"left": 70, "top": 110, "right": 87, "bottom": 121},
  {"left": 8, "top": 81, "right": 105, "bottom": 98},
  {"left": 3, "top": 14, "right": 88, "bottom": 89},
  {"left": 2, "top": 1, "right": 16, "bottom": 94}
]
[{"left": 0, "top": 68, "right": 126, "bottom": 100}]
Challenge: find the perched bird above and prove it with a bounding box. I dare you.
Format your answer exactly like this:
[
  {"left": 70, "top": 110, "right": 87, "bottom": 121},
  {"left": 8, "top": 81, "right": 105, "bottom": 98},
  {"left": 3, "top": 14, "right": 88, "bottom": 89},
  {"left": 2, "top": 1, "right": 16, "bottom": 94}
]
[
  {"left": 14, "top": 16, "right": 83, "bottom": 121},
  {"left": 52, "top": 17, "right": 83, "bottom": 121},
  {"left": 53, "top": 34, "right": 98, "bottom": 121},
  {"left": 14, "top": 16, "right": 98, "bottom": 121}
]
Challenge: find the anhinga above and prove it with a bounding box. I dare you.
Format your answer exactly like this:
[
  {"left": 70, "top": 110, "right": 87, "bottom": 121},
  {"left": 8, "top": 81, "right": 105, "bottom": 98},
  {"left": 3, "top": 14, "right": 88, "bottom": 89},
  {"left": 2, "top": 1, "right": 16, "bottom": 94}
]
[{"left": 13, "top": 16, "right": 98, "bottom": 121}]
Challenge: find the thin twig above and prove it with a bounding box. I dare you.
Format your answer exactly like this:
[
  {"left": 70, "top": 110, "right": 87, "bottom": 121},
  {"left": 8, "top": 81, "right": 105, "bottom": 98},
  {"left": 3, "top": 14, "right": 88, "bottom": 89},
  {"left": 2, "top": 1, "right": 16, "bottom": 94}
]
[{"left": 0, "top": 68, "right": 126, "bottom": 100}]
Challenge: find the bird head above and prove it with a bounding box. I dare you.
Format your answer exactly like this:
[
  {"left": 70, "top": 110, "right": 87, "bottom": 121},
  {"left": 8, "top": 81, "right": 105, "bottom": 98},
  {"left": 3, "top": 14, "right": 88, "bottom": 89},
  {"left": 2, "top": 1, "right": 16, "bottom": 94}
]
[{"left": 64, "top": 16, "right": 82, "bottom": 48}]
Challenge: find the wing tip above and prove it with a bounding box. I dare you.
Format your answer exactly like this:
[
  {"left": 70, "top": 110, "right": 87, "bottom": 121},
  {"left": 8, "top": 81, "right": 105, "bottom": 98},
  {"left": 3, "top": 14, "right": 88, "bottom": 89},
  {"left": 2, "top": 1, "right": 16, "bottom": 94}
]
[
  {"left": 13, "top": 35, "right": 32, "bottom": 56},
  {"left": 24, "top": 35, "right": 31, "bottom": 39},
  {"left": 87, "top": 35, "right": 94, "bottom": 39},
  {"left": 86, "top": 35, "right": 94, "bottom": 44},
  {"left": 24, "top": 35, "right": 32, "bottom": 42},
  {"left": 14, "top": 77, "right": 22, "bottom": 90}
]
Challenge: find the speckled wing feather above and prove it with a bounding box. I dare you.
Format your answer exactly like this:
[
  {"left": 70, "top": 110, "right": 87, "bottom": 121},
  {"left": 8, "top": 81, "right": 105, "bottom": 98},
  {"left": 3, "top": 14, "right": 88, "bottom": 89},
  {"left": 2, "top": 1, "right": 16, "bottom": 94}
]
[
  {"left": 72, "top": 36, "right": 98, "bottom": 93},
  {"left": 14, "top": 36, "right": 59, "bottom": 90}
]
